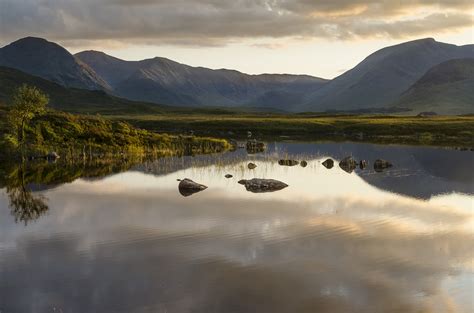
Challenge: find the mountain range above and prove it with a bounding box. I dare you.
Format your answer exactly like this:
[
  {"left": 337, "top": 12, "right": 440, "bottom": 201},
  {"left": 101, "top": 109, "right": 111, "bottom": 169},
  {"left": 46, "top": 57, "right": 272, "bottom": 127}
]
[{"left": 0, "top": 36, "right": 472, "bottom": 114}]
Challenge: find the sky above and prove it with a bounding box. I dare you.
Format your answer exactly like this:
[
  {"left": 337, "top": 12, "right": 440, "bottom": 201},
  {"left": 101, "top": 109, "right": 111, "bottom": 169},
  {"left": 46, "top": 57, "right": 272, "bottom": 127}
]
[{"left": 0, "top": 0, "right": 473, "bottom": 79}]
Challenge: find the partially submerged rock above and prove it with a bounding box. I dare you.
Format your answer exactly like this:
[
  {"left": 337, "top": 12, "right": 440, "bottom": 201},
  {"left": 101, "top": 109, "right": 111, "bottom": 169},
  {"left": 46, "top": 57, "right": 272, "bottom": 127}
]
[
  {"left": 178, "top": 178, "right": 208, "bottom": 197},
  {"left": 225, "top": 174, "right": 233, "bottom": 178},
  {"left": 339, "top": 156, "right": 357, "bottom": 173},
  {"left": 248, "top": 162, "right": 257, "bottom": 169},
  {"left": 322, "top": 158, "right": 334, "bottom": 169},
  {"left": 246, "top": 140, "right": 266, "bottom": 154},
  {"left": 238, "top": 178, "right": 288, "bottom": 193},
  {"left": 374, "top": 159, "right": 393, "bottom": 172},
  {"left": 300, "top": 160, "right": 308, "bottom": 168},
  {"left": 278, "top": 159, "right": 299, "bottom": 166},
  {"left": 359, "top": 160, "right": 368, "bottom": 170}
]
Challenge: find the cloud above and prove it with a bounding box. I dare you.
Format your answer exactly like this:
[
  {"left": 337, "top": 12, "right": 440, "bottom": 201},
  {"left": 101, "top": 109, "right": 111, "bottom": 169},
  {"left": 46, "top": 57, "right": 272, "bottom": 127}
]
[{"left": 0, "top": 0, "right": 472, "bottom": 47}]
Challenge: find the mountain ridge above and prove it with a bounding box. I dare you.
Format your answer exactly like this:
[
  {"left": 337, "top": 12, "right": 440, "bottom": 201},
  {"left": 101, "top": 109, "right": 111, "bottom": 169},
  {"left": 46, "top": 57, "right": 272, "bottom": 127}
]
[
  {"left": 0, "top": 37, "right": 109, "bottom": 91},
  {"left": 75, "top": 50, "right": 328, "bottom": 108},
  {"left": 300, "top": 38, "right": 474, "bottom": 112}
]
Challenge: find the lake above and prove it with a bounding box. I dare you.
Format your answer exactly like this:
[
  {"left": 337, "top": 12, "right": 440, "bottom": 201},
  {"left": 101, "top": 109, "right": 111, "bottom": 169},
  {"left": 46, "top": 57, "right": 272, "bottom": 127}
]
[{"left": 0, "top": 142, "right": 473, "bottom": 313}]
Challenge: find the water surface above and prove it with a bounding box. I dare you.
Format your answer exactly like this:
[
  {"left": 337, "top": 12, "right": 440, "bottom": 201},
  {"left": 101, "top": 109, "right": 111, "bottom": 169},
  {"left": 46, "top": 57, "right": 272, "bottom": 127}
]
[{"left": 1, "top": 142, "right": 473, "bottom": 313}]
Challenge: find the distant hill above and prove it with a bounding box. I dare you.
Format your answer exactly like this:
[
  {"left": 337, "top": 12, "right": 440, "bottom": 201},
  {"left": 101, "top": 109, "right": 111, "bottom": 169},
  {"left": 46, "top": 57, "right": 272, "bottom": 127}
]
[
  {"left": 0, "top": 66, "right": 171, "bottom": 114},
  {"left": 393, "top": 58, "right": 474, "bottom": 115},
  {"left": 75, "top": 50, "right": 328, "bottom": 109},
  {"left": 0, "top": 37, "right": 109, "bottom": 90},
  {"left": 301, "top": 38, "right": 474, "bottom": 112}
]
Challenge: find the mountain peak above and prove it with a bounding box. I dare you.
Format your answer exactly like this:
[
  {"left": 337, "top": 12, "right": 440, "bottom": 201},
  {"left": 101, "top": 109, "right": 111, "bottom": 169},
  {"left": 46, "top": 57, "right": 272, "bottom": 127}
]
[
  {"left": 302, "top": 37, "right": 473, "bottom": 112},
  {"left": 413, "top": 37, "right": 436, "bottom": 43},
  {"left": 0, "top": 37, "right": 108, "bottom": 90},
  {"left": 4, "top": 36, "right": 61, "bottom": 50}
]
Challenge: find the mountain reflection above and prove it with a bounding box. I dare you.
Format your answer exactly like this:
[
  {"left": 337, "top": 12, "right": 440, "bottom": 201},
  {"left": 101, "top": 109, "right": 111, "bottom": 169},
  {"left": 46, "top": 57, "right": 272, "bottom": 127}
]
[
  {"left": 0, "top": 142, "right": 472, "bottom": 313},
  {"left": 1, "top": 142, "right": 472, "bottom": 202},
  {"left": 134, "top": 142, "right": 473, "bottom": 199}
]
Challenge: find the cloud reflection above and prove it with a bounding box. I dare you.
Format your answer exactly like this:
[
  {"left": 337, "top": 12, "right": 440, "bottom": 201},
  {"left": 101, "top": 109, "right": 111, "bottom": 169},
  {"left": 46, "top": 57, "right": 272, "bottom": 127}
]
[{"left": 0, "top": 173, "right": 472, "bottom": 313}]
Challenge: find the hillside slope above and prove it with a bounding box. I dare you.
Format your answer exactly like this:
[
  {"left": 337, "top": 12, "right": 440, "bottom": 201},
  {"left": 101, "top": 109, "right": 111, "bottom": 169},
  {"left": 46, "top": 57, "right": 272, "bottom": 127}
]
[
  {"left": 0, "top": 37, "right": 109, "bottom": 90},
  {"left": 393, "top": 58, "right": 474, "bottom": 115},
  {"left": 0, "top": 66, "right": 170, "bottom": 114},
  {"left": 301, "top": 38, "right": 474, "bottom": 112}
]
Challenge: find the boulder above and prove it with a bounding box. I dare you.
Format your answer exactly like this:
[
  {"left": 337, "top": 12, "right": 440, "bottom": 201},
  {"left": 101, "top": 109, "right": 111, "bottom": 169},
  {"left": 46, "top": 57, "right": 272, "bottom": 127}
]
[
  {"left": 339, "top": 156, "right": 357, "bottom": 173},
  {"left": 225, "top": 174, "right": 233, "bottom": 178},
  {"left": 248, "top": 162, "right": 257, "bottom": 169},
  {"left": 373, "top": 159, "right": 393, "bottom": 172},
  {"left": 238, "top": 178, "right": 288, "bottom": 193},
  {"left": 178, "top": 178, "right": 208, "bottom": 197},
  {"left": 322, "top": 158, "right": 334, "bottom": 169},
  {"left": 300, "top": 160, "right": 308, "bottom": 168},
  {"left": 278, "top": 159, "right": 299, "bottom": 166}
]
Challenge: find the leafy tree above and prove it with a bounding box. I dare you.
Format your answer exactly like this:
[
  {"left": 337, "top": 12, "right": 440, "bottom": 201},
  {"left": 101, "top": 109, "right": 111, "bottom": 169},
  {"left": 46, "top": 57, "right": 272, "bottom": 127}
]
[{"left": 7, "top": 84, "right": 49, "bottom": 148}]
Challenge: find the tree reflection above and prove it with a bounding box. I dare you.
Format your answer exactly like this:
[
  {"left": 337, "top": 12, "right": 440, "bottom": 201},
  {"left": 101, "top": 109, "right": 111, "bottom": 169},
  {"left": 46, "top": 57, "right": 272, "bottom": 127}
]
[
  {"left": 7, "top": 185, "right": 48, "bottom": 225},
  {"left": 0, "top": 158, "right": 141, "bottom": 225},
  {"left": 5, "top": 163, "right": 49, "bottom": 225}
]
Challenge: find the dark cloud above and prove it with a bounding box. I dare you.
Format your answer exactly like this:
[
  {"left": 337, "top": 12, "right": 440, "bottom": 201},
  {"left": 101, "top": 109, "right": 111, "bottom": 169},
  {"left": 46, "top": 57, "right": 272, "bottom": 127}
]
[{"left": 0, "top": 0, "right": 471, "bottom": 46}]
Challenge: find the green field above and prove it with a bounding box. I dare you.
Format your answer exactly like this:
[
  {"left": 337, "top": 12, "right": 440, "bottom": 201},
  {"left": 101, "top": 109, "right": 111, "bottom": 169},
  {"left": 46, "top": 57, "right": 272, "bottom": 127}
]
[{"left": 108, "top": 113, "right": 474, "bottom": 147}]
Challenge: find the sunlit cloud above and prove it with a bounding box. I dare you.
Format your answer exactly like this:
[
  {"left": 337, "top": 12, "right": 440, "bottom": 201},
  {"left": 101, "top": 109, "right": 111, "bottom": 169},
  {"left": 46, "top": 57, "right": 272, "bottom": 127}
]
[{"left": 0, "top": 0, "right": 472, "bottom": 47}]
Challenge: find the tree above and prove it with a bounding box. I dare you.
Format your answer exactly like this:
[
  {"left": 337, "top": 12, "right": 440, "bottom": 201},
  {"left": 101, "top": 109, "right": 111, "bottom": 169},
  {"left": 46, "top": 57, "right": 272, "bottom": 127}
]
[{"left": 7, "top": 84, "right": 49, "bottom": 148}]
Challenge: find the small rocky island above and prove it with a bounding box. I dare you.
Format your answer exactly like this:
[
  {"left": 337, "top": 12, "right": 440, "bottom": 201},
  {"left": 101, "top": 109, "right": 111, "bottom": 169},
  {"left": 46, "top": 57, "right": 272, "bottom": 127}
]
[{"left": 238, "top": 178, "right": 289, "bottom": 193}]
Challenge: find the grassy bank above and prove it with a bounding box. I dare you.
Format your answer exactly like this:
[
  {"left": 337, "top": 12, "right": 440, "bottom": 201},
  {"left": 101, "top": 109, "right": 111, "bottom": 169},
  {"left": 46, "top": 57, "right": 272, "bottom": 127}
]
[
  {"left": 108, "top": 114, "right": 474, "bottom": 147},
  {"left": 0, "top": 106, "right": 231, "bottom": 161}
]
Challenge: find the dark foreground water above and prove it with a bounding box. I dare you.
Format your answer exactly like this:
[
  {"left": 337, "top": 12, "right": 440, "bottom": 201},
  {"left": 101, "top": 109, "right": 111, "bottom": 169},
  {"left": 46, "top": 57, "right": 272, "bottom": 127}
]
[{"left": 0, "top": 142, "right": 473, "bottom": 313}]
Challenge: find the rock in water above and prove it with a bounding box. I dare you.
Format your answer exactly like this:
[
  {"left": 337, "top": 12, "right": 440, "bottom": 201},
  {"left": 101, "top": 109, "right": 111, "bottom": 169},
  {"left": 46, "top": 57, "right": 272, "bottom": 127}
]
[
  {"left": 178, "top": 178, "right": 208, "bottom": 197},
  {"left": 374, "top": 159, "right": 393, "bottom": 172},
  {"left": 278, "top": 159, "right": 299, "bottom": 166},
  {"left": 300, "top": 160, "right": 308, "bottom": 168},
  {"left": 359, "top": 160, "right": 368, "bottom": 170},
  {"left": 225, "top": 174, "right": 233, "bottom": 178},
  {"left": 248, "top": 163, "right": 257, "bottom": 169},
  {"left": 339, "top": 156, "right": 357, "bottom": 173},
  {"left": 238, "top": 178, "right": 288, "bottom": 193},
  {"left": 322, "top": 158, "right": 334, "bottom": 169}
]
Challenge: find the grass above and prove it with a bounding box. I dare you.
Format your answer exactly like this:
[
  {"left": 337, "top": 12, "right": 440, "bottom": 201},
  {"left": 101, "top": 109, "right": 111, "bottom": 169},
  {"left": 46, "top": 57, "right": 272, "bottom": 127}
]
[
  {"left": 107, "top": 113, "right": 474, "bottom": 147},
  {"left": 0, "top": 105, "right": 231, "bottom": 161}
]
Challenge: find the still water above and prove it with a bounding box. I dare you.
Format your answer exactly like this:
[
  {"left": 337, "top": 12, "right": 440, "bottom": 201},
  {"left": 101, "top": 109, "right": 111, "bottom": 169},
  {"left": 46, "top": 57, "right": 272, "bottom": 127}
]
[{"left": 0, "top": 142, "right": 473, "bottom": 313}]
